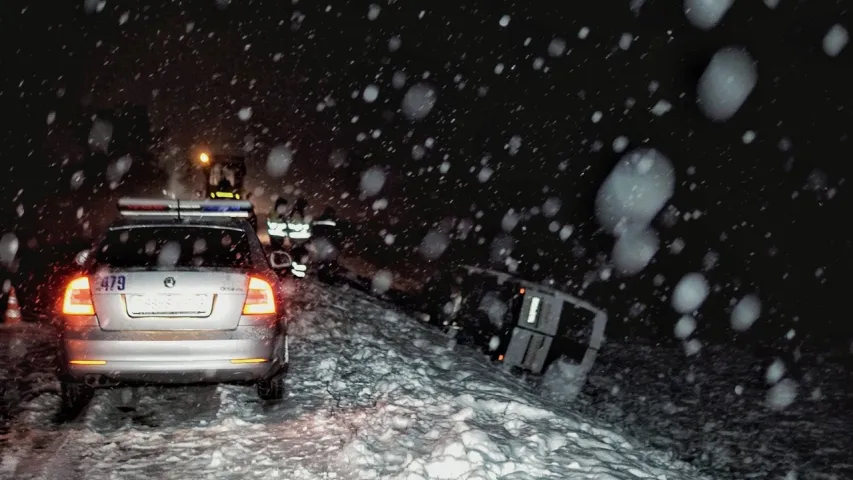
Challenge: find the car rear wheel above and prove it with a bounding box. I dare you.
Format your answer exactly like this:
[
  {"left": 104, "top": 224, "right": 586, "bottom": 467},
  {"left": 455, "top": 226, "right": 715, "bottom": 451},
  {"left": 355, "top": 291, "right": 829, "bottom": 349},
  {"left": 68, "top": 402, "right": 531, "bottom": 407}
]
[
  {"left": 60, "top": 381, "right": 94, "bottom": 411},
  {"left": 256, "top": 377, "right": 284, "bottom": 401}
]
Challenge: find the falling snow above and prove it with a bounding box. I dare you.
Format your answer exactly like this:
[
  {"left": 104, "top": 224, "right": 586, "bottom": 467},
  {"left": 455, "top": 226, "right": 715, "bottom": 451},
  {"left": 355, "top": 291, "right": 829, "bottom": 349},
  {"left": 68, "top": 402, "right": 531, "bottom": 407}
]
[
  {"left": 363, "top": 84, "right": 380, "bottom": 103},
  {"left": 684, "top": 0, "right": 733, "bottom": 30},
  {"left": 697, "top": 47, "right": 757, "bottom": 121},
  {"left": 671, "top": 273, "right": 710, "bottom": 314},
  {"left": 401, "top": 83, "right": 437, "bottom": 120},
  {"left": 823, "top": 24, "right": 849, "bottom": 57},
  {"left": 237, "top": 107, "right": 253, "bottom": 121}
]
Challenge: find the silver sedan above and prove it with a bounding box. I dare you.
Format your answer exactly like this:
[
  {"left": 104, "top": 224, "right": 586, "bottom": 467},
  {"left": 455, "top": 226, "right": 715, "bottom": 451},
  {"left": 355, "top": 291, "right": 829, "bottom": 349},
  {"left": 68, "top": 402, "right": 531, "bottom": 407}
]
[{"left": 56, "top": 199, "right": 291, "bottom": 410}]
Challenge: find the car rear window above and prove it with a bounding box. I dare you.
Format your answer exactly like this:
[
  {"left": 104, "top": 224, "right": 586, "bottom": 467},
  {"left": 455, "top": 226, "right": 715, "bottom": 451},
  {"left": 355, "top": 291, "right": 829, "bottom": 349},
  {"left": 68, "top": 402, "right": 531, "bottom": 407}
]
[{"left": 95, "top": 226, "right": 252, "bottom": 269}]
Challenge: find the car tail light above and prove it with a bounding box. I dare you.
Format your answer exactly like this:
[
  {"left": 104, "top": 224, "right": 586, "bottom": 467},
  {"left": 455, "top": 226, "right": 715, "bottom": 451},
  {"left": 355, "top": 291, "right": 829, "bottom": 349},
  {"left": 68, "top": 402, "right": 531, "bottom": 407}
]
[
  {"left": 242, "top": 276, "right": 276, "bottom": 315},
  {"left": 62, "top": 276, "right": 95, "bottom": 315}
]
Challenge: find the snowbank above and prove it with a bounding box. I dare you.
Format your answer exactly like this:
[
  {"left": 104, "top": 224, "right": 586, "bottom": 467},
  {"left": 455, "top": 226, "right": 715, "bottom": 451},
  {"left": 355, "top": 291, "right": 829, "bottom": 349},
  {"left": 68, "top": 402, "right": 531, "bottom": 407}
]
[{"left": 0, "top": 283, "right": 708, "bottom": 479}]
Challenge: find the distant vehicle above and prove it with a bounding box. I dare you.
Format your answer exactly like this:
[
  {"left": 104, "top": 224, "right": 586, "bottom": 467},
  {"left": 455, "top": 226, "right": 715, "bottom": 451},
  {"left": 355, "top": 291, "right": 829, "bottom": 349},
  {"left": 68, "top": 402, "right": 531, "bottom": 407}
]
[
  {"left": 196, "top": 152, "right": 248, "bottom": 200},
  {"left": 195, "top": 152, "right": 257, "bottom": 229},
  {"left": 56, "top": 198, "right": 294, "bottom": 410},
  {"left": 418, "top": 265, "right": 607, "bottom": 377}
]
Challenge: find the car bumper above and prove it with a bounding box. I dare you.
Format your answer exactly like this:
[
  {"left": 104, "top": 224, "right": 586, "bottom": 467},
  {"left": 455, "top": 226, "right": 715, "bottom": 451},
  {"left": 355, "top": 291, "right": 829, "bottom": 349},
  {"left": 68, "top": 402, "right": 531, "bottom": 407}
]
[{"left": 58, "top": 326, "right": 287, "bottom": 385}]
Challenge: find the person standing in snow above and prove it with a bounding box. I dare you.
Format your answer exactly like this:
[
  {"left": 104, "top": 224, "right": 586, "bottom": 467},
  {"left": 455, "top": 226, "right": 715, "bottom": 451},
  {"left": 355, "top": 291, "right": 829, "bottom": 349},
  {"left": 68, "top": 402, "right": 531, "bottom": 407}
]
[
  {"left": 312, "top": 206, "right": 338, "bottom": 241},
  {"left": 268, "top": 198, "right": 289, "bottom": 249},
  {"left": 244, "top": 192, "right": 258, "bottom": 231},
  {"left": 268, "top": 197, "right": 288, "bottom": 222},
  {"left": 311, "top": 206, "right": 341, "bottom": 283},
  {"left": 289, "top": 197, "right": 308, "bottom": 223}
]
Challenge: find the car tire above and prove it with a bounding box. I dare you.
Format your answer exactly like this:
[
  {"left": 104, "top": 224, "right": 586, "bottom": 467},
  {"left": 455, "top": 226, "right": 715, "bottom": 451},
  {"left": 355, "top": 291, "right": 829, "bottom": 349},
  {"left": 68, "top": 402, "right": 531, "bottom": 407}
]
[
  {"left": 256, "top": 377, "right": 284, "bottom": 401},
  {"left": 60, "top": 381, "right": 94, "bottom": 411}
]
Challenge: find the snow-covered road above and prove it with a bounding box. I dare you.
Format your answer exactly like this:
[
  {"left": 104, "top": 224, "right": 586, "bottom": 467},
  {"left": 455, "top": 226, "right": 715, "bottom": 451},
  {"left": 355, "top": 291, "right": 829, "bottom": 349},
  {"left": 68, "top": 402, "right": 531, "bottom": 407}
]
[{"left": 0, "top": 282, "right": 708, "bottom": 479}]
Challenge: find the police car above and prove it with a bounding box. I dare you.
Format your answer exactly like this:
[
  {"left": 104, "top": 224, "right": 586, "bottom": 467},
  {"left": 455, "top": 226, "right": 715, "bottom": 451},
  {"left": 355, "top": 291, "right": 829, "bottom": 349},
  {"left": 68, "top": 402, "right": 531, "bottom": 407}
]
[{"left": 57, "top": 198, "right": 292, "bottom": 410}]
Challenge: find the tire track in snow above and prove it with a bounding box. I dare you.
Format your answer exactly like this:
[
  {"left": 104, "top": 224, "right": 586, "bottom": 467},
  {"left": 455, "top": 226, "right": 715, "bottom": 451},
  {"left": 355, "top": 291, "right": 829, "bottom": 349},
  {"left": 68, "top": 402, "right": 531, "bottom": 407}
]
[
  {"left": 7, "top": 389, "right": 105, "bottom": 480},
  {"left": 12, "top": 285, "right": 361, "bottom": 479}
]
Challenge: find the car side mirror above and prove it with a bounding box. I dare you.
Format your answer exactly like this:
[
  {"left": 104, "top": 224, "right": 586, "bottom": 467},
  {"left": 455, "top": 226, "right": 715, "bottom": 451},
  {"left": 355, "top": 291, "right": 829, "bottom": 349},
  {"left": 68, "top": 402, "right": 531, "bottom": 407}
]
[
  {"left": 75, "top": 249, "right": 92, "bottom": 266},
  {"left": 269, "top": 250, "right": 292, "bottom": 270}
]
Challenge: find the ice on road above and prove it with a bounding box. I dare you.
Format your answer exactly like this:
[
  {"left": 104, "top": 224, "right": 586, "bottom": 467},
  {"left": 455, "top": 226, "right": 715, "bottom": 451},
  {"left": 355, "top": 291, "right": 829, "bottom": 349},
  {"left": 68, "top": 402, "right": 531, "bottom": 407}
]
[{"left": 0, "top": 283, "right": 707, "bottom": 479}]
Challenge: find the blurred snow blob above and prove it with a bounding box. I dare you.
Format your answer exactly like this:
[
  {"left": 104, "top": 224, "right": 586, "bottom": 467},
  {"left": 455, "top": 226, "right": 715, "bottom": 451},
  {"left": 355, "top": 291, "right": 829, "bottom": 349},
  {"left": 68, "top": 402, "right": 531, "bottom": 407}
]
[
  {"left": 823, "top": 24, "right": 849, "bottom": 57},
  {"left": 371, "top": 270, "right": 393, "bottom": 294},
  {"left": 106, "top": 155, "right": 133, "bottom": 184},
  {"left": 766, "top": 378, "right": 798, "bottom": 411},
  {"left": 697, "top": 47, "right": 757, "bottom": 121},
  {"left": 367, "top": 4, "right": 381, "bottom": 20},
  {"left": 266, "top": 145, "right": 294, "bottom": 178},
  {"left": 310, "top": 237, "right": 339, "bottom": 261},
  {"left": 157, "top": 242, "right": 181, "bottom": 266},
  {"left": 490, "top": 234, "right": 515, "bottom": 264},
  {"left": 0, "top": 233, "right": 19, "bottom": 267},
  {"left": 419, "top": 230, "right": 449, "bottom": 261},
  {"left": 731, "top": 294, "right": 761, "bottom": 331},
  {"left": 237, "top": 107, "right": 253, "bottom": 121},
  {"left": 683, "top": 338, "right": 702, "bottom": 356},
  {"left": 192, "top": 238, "right": 207, "bottom": 255},
  {"left": 542, "top": 197, "right": 561, "bottom": 218},
  {"left": 611, "top": 226, "right": 659, "bottom": 275},
  {"left": 619, "top": 33, "right": 633, "bottom": 50},
  {"left": 83, "top": 0, "right": 106, "bottom": 14},
  {"left": 359, "top": 166, "right": 386, "bottom": 197},
  {"left": 70, "top": 170, "right": 86, "bottom": 190},
  {"left": 766, "top": 358, "right": 786, "bottom": 385},
  {"left": 542, "top": 357, "right": 587, "bottom": 401},
  {"left": 671, "top": 273, "right": 709, "bottom": 313},
  {"left": 674, "top": 314, "right": 697, "bottom": 340},
  {"left": 363, "top": 85, "right": 380, "bottom": 103},
  {"left": 684, "top": 0, "right": 732, "bottom": 30},
  {"left": 595, "top": 148, "right": 675, "bottom": 234},
  {"left": 392, "top": 71, "right": 407, "bottom": 89},
  {"left": 329, "top": 149, "right": 347, "bottom": 168},
  {"left": 501, "top": 210, "right": 520, "bottom": 232},
  {"left": 411, "top": 144, "right": 426, "bottom": 160},
  {"left": 88, "top": 119, "right": 113, "bottom": 153},
  {"left": 547, "top": 38, "right": 567, "bottom": 57},
  {"left": 388, "top": 36, "right": 402, "bottom": 52},
  {"left": 401, "top": 83, "right": 437, "bottom": 120},
  {"left": 478, "top": 291, "right": 508, "bottom": 327}
]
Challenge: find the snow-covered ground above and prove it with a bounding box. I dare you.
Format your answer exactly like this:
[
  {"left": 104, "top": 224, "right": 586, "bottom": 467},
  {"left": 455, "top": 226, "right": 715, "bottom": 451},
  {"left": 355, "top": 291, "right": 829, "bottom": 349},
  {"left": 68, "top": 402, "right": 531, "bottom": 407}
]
[
  {"left": 571, "top": 342, "right": 853, "bottom": 480},
  {"left": 0, "top": 282, "right": 708, "bottom": 480}
]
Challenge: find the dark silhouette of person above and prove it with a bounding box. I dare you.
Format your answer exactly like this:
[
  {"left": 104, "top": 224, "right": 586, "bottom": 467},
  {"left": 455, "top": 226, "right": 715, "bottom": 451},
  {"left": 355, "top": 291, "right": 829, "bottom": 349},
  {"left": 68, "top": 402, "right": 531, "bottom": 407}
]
[
  {"left": 217, "top": 178, "right": 233, "bottom": 193},
  {"left": 290, "top": 197, "right": 308, "bottom": 220},
  {"left": 267, "top": 198, "right": 289, "bottom": 249},
  {"left": 269, "top": 198, "right": 288, "bottom": 221},
  {"left": 317, "top": 206, "right": 337, "bottom": 222}
]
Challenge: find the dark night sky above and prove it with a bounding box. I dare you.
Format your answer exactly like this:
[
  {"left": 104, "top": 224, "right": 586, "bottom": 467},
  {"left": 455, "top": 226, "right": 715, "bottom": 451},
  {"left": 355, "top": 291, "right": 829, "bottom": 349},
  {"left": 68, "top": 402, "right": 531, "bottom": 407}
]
[{"left": 1, "top": 0, "right": 852, "bottom": 347}]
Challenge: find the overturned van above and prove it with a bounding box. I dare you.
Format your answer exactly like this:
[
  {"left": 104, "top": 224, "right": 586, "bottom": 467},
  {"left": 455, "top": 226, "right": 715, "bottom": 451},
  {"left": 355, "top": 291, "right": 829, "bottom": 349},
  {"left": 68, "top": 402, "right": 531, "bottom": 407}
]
[{"left": 419, "top": 265, "right": 607, "bottom": 388}]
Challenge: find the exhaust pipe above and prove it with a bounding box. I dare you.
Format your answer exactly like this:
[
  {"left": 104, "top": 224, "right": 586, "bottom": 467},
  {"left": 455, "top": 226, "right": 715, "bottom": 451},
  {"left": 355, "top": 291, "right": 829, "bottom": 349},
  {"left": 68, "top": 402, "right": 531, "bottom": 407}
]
[{"left": 84, "top": 375, "right": 108, "bottom": 386}]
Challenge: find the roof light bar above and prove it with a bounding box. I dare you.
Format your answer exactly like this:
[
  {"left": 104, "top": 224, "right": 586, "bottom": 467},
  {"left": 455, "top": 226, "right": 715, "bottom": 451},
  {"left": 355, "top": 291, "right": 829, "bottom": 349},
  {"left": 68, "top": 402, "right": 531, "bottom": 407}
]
[{"left": 118, "top": 198, "right": 253, "bottom": 218}]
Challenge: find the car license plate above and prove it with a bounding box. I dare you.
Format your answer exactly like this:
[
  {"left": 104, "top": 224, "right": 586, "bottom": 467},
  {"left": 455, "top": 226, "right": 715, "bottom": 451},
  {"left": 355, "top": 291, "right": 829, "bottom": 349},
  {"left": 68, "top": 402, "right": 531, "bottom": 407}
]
[{"left": 126, "top": 294, "right": 212, "bottom": 316}]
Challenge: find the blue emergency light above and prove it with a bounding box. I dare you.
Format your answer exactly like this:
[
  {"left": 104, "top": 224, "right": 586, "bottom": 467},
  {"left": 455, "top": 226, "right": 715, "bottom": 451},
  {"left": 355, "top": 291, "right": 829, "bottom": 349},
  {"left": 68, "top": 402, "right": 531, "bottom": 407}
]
[
  {"left": 118, "top": 198, "right": 253, "bottom": 218},
  {"left": 200, "top": 205, "right": 246, "bottom": 212}
]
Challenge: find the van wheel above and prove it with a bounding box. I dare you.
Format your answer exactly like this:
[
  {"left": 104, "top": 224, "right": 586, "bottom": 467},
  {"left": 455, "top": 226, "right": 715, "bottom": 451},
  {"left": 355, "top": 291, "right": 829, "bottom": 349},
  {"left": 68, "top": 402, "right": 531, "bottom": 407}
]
[
  {"left": 60, "top": 381, "right": 94, "bottom": 412},
  {"left": 257, "top": 377, "right": 284, "bottom": 401}
]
